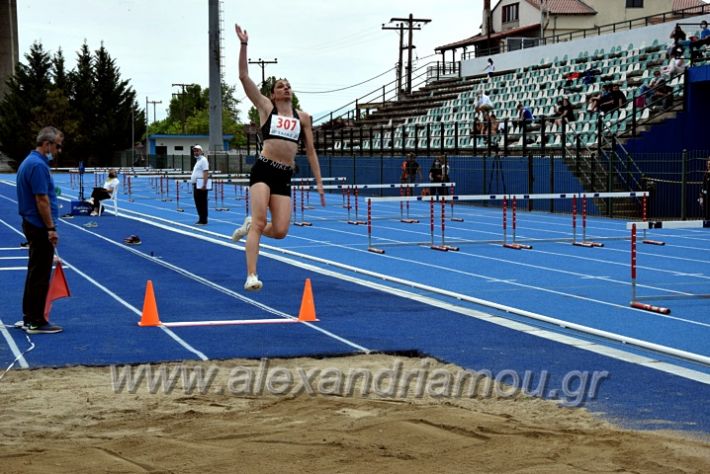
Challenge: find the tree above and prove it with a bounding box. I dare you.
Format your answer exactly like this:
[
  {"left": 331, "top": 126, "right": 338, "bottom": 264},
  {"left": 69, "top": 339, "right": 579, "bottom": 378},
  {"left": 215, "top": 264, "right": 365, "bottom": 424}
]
[
  {"left": 0, "top": 40, "right": 144, "bottom": 167},
  {"left": 91, "top": 43, "right": 140, "bottom": 164},
  {"left": 0, "top": 43, "right": 53, "bottom": 162},
  {"left": 148, "top": 82, "right": 245, "bottom": 147}
]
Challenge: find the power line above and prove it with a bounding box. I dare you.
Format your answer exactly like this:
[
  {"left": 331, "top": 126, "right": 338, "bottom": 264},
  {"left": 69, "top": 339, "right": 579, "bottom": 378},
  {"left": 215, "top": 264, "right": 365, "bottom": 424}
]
[{"left": 293, "top": 66, "right": 395, "bottom": 94}]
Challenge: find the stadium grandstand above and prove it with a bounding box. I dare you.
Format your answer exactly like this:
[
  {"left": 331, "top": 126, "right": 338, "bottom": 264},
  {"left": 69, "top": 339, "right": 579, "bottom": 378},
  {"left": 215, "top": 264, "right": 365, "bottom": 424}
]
[{"left": 240, "top": 1, "right": 710, "bottom": 220}]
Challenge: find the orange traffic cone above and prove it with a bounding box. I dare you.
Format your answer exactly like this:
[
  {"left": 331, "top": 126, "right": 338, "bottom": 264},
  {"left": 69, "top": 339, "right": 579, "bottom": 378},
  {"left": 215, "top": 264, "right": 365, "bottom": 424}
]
[
  {"left": 298, "top": 278, "right": 318, "bottom": 322},
  {"left": 138, "top": 280, "right": 161, "bottom": 326}
]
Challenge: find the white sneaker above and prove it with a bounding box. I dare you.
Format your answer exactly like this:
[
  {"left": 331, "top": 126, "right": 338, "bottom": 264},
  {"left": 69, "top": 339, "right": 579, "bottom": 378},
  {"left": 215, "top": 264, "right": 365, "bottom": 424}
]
[
  {"left": 90, "top": 211, "right": 98, "bottom": 216},
  {"left": 232, "top": 216, "right": 252, "bottom": 241},
  {"left": 244, "top": 273, "right": 263, "bottom": 291}
]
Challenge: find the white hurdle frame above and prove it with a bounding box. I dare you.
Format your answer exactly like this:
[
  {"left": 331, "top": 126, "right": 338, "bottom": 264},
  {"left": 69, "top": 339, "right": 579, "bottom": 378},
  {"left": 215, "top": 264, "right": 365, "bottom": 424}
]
[{"left": 366, "top": 191, "right": 649, "bottom": 253}]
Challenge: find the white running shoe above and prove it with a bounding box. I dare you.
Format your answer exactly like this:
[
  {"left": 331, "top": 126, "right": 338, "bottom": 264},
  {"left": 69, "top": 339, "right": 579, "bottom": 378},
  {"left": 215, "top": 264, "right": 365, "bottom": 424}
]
[
  {"left": 232, "top": 216, "right": 252, "bottom": 241},
  {"left": 244, "top": 273, "right": 263, "bottom": 291}
]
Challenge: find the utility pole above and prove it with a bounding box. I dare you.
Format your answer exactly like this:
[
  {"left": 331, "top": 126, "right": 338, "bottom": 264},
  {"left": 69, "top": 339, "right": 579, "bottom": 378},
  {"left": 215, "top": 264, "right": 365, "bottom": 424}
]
[
  {"left": 383, "top": 14, "right": 430, "bottom": 97},
  {"left": 172, "top": 83, "right": 194, "bottom": 134},
  {"left": 248, "top": 58, "right": 278, "bottom": 87},
  {"left": 144, "top": 97, "right": 163, "bottom": 165},
  {"left": 147, "top": 99, "right": 162, "bottom": 123}
]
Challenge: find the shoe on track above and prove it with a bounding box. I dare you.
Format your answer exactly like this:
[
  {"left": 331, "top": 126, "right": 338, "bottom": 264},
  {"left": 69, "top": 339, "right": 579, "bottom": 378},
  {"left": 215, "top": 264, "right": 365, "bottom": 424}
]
[
  {"left": 232, "top": 216, "right": 252, "bottom": 241},
  {"left": 25, "top": 323, "right": 63, "bottom": 334},
  {"left": 244, "top": 273, "right": 263, "bottom": 291}
]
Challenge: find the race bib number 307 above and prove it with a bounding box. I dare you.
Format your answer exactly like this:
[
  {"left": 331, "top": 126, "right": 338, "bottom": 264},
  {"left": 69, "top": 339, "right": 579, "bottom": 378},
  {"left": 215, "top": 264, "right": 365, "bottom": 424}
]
[{"left": 270, "top": 115, "right": 301, "bottom": 141}]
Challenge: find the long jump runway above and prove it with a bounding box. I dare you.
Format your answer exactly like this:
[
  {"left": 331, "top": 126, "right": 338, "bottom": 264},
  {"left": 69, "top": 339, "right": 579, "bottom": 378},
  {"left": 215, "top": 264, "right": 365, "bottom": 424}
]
[{"left": 0, "top": 175, "right": 709, "bottom": 433}]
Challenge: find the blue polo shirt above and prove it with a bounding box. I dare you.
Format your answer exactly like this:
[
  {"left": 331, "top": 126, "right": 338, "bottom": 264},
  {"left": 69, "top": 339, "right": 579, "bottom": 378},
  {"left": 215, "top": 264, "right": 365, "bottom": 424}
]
[{"left": 16, "top": 150, "right": 58, "bottom": 228}]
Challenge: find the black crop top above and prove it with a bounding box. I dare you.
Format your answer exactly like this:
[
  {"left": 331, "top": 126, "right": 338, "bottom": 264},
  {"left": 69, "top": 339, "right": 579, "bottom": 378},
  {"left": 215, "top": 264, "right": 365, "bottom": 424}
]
[{"left": 260, "top": 106, "right": 304, "bottom": 144}]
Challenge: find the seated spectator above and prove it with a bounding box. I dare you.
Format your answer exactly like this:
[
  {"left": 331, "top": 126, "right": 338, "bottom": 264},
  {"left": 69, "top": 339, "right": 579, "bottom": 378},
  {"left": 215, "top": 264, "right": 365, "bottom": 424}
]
[
  {"left": 635, "top": 83, "right": 651, "bottom": 109},
  {"left": 670, "top": 23, "right": 687, "bottom": 44},
  {"left": 88, "top": 169, "right": 119, "bottom": 216},
  {"left": 597, "top": 84, "right": 615, "bottom": 114},
  {"left": 554, "top": 97, "right": 576, "bottom": 127},
  {"left": 515, "top": 102, "right": 534, "bottom": 128},
  {"left": 662, "top": 54, "right": 687, "bottom": 76},
  {"left": 648, "top": 71, "right": 673, "bottom": 109},
  {"left": 609, "top": 83, "right": 627, "bottom": 110},
  {"left": 483, "top": 113, "right": 499, "bottom": 136},
  {"left": 701, "top": 20, "right": 710, "bottom": 41},
  {"left": 586, "top": 91, "right": 601, "bottom": 112}
]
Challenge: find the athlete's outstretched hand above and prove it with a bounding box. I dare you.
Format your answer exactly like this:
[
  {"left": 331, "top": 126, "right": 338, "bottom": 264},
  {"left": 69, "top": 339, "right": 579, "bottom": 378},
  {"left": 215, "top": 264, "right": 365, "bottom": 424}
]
[{"left": 235, "top": 24, "right": 248, "bottom": 44}]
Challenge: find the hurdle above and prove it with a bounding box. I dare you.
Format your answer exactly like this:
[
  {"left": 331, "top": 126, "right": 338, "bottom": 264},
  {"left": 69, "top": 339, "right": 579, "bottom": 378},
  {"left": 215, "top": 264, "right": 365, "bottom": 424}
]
[
  {"left": 571, "top": 194, "right": 604, "bottom": 248},
  {"left": 289, "top": 181, "right": 456, "bottom": 225},
  {"left": 627, "top": 219, "right": 710, "bottom": 315},
  {"left": 429, "top": 197, "right": 460, "bottom": 252},
  {"left": 175, "top": 180, "right": 184, "bottom": 212},
  {"left": 347, "top": 187, "right": 367, "bottom": 225},
  {"left": 502, "top": 195, "right": 533, "bottom": 250},
  {"left": 214, "top": 180, "right": 230, "bottom": 212},
  {"left": 292, "top": 177, "right": 347, "bottom": 210},
  {"left": 367, "top": 191, "right": 649, "bottom": 251},
  {"left": 292, "top": 185, "right": 312, "bottom": 227},
  {"left": 640, "top": 194, "right": 665, "bottom": 245}
]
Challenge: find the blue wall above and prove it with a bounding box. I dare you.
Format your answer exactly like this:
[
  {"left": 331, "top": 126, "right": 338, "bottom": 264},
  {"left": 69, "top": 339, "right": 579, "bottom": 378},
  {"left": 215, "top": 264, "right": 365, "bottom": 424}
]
[
  {"left": 296, "top": 153, "right": 598, "bottom": 215},
  {"left": 623, "top": 65, "right": 709, "bottom": 217}
]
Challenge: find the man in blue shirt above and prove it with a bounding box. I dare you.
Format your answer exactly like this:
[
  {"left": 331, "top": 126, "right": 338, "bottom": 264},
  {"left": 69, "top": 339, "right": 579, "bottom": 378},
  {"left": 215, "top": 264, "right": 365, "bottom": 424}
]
[{"left": 16, "top": 126, "right": 64, "bottom": 334}]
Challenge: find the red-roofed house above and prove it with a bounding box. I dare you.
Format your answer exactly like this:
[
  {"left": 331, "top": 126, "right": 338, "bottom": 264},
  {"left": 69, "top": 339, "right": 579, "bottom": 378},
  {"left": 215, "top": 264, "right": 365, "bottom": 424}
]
[{"left": 436, "top": 0, "right": 709, "bottom": 62}]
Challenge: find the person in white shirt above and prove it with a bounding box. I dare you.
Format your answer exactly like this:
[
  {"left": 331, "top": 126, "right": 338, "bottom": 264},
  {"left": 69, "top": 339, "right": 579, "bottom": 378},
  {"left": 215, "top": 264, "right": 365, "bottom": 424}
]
[
  {"left": 476, "top": 91, "right": 494, "bottom": 121},
  {"left": 190, "top": 145, "right": 209, "bottom": 225},
  {"left": 89, "top": 169, "right": 119, "bottom": 216},
  {"left": 484, "top": 58, "right": 495, "bottom": 81}
]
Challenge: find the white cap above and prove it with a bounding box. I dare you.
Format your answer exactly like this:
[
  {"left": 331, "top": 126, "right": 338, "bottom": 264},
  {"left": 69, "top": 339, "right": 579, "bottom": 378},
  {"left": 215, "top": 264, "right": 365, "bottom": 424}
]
[{"left": 193, "top": 145, "right": 203, "bottom": 151}]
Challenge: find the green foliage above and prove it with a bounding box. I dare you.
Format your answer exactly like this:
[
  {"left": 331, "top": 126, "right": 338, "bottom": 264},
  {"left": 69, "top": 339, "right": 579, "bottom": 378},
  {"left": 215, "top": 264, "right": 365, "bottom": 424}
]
[
  {"left": 148, "top": 82, "right": 245, "bottom": 147},
  {"left": 0, "top": 41, "right": 145, "bottom": 167}
]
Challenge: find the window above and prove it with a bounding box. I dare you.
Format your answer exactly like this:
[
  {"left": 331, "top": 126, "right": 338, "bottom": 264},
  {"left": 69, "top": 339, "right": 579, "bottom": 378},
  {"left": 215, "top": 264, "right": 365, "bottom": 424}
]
[
  {"left": 502, "top": 3, "right": 519, "bottom": 23},
  {"left": 174, "top": 145, "right": 184, "bottom": 151},
  {"left": 626, "top": 0, "right": 643, "bottom": 7}
]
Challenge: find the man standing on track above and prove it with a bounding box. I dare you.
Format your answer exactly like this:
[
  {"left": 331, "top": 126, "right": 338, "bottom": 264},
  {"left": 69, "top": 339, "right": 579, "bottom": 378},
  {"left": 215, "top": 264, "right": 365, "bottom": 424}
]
[
  {"left": 190, "top": 145, "right": 209, "bottom": 225},
  {"left": 16, "top": 126, "right": 64, "bottom": 334}
]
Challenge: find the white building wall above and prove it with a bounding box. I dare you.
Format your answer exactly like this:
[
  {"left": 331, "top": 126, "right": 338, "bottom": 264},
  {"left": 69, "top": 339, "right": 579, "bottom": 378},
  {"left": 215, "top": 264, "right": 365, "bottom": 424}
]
[{"left": 461, "top": 12, "right": 710, "bottom": 78}]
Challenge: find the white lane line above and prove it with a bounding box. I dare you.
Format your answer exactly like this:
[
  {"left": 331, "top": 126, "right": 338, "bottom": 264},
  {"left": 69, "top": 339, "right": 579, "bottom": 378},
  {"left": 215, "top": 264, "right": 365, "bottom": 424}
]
[
  {"left": 0, "top": 319, "right": 29, "bottom": 369},
  {"left": 95, "top": 207, "right": 710, "bottom": 375},
  {"left": 62, "top": 219, "right": 371, "bottom": 354},
  {"left": 59, "top": 259, "right": 209, "bottom": 361}
]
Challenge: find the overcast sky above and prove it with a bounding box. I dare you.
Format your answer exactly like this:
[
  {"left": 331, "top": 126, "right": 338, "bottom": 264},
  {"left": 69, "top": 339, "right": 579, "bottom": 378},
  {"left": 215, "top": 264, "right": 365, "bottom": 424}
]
[{"left": 17, "top": 0, "right": 481, "bottom": 124}]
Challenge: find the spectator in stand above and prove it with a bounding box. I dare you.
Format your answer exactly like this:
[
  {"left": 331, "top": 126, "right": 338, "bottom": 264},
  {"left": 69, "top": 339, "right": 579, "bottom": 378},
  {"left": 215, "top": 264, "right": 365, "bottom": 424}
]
[
  {"left": 662, "top": 51, "right": 687, "bottom": 76},
  {"left": 597, "top": 84, "right": 615, "bottom": 114},
  {"left": 483, "top": 112, "right": 499, "bottom": 136},
  {"left": 515, "top": 102, "right": 534, "bottom": 127},
  {"left": 475, "top": 91, "right": 494, "bottom": 121},
  {"left": 700, "top": 20, "right": 709, "bottom": 41},
  {"left": 484, "top": 58, "right": 495, "bottom": 81},
  {"left": 554, "top": 97, "right": 576, "bottom": 127},
  {"left": 648, "top": 70, "right": 673, "bottom": 109},
  {"left": 670, "top": 23, "right": 687, "bottom": 45},
  {"left": 635, "top": 82, "right": 651, "bottom": 109},
  {"left": 609, "top": 83, "right": 627, "bottom": 110}
]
